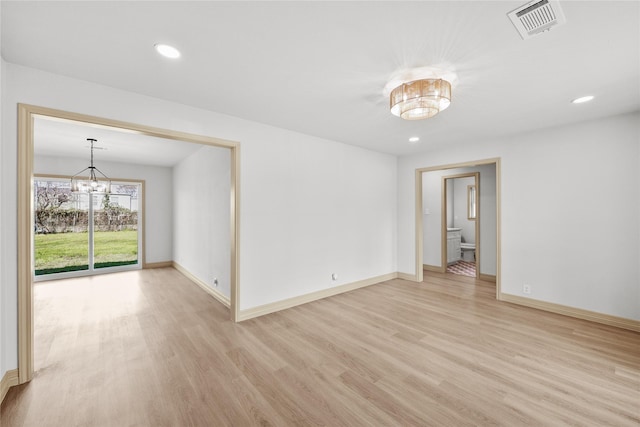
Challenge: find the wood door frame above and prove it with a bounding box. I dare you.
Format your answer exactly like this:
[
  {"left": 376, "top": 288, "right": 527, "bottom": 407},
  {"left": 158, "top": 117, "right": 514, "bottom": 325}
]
[
  {"left": 441, "top": 172, "right": 480, "bottom": 277},
  {"left": 17, "top": 103, "right": 241, "bottom": 384},
  {"left": 414, "top": 158, "right": 501, "bottom": 297}
]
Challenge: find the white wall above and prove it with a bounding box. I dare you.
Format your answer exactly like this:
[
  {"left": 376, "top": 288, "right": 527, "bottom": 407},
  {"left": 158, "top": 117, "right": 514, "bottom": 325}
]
[
  {"left": 34, "top": 155, "right": 173, "bottom": 264},
  {"left": 242, "top": 127, "right": 397, "bottom": 308},
  {"left": 422, "top": 164, "right": 497, "bottom": 275},
  {"left": 173, "top": 145, "right": 231, "bottom": 298},
  {"left": 0, "top": 63, "right": 398, "bottom": 375},
  {"left": 404, "top": 112, "right": 640, "bottom": 320},
  {"left": 446, "top": 179, "right": 453, "bottom": 228},
  {"left": 423, "top": 170, "right": 443, "bottom": 267}
]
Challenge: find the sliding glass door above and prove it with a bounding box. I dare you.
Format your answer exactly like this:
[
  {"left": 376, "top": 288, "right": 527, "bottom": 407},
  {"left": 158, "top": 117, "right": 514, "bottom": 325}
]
[
  {"left": 93, "top": 186, "right": 140, "bottom": 269},
  {"left": 34, "top": 179, "right": 90, "bottom": 275},
  {"left": 34, "top": 177, "right": 141, "bottom": 279}
]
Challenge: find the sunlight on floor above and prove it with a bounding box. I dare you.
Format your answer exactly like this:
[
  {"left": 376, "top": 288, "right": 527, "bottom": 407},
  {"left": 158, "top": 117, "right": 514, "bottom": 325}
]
[{"left": 36, "top": 272, "right": 143, "bottom": 320}]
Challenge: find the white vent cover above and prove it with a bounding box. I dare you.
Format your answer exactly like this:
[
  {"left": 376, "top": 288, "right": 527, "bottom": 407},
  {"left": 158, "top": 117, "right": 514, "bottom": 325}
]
[{"left": 508, "top": 0, "right": 566, "bottom": 40}]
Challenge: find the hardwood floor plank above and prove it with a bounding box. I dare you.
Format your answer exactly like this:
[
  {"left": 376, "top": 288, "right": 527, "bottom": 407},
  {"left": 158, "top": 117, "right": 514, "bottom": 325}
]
[{"left": 2, "top": 268, "right": 639, "bottom": 426}]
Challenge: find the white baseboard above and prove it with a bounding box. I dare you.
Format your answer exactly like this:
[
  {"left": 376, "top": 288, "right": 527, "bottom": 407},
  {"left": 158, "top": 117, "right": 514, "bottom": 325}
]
[
  {"left": 1, "top": 369, "right": 19, "bottom": 404},
  {"left": 237, "top": 272, "right": 399, "bottom": 321},
  {"left": 172, "top": 262, "right": 230, "bottom": 308},
  {"left": 500, "top": 293, "right": 640, "bottom": 332}
]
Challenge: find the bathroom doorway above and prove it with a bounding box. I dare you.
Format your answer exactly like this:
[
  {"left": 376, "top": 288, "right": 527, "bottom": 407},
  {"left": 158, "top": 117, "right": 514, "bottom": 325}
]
[
  {"left": 443, "top": 173, "right": 479, "bottom": 278},
  {"left": 415, "top": 159, "right": 499, "bottom": 292}
]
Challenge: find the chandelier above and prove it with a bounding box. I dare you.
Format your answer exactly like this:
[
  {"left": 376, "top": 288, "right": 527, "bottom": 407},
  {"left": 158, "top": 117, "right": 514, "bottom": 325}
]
[
  {"left": 390, "top": 78, "right": 451, "bottom": 120},
  {"left": 70, "top": 138, "right": 111, "bottom": 193}
]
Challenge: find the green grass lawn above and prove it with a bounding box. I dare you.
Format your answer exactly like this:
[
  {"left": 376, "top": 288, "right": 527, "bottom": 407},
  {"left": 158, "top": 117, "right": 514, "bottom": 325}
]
[{"left": 35, "top": 230, "right": 138, "bottom": 275}]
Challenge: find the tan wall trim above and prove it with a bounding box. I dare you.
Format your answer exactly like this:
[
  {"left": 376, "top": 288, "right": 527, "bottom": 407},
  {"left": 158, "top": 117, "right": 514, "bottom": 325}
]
[
  {"left": 423, "top": 264, "right": 444, "bottom": 273},
  {"left": 414, "top": 170, "right": 424, "bottom": 282},
  {"left": 238, "top": 272, "right": 399, "bottom": 321},
  {"left": 500, "top": 293, "right": 640, "bottom": 332},
  {"left": 1, "top": 369, "right": 19, "bottom": 404},
  {"left": 398, "top": 272, "right": 419, "bottom": 281},
  {"left": 230, "top": 144, "right": 240, "bottom": 322},
  {"left": 479, "top": 273, "right": 496, "bottom": 283},
  {"left": 173, "top": 262, "right": 231, "bottom": 308},
  {"left": 143, "top": 261, "right": 173, "bottom": 269},
  {"left": 17, "top": 105, "right": 34, "bottom": 384},
  {"left": 495, "top": 158, "right": 502, "bottom": 300}
]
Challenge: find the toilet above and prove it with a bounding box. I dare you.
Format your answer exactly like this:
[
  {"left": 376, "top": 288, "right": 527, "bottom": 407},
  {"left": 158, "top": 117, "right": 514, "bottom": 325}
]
[{"left": 460, "top": 243, "right": 475, "bottom": 262}]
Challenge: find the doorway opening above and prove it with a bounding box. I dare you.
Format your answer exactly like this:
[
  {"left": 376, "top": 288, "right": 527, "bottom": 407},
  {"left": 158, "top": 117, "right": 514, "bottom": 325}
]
[
  {"left": 443, "top": 173, "right": 479, "bottom": 279},
  {"left": 17, "top": 104, "right": 240, "bottom": 385},
  {"left": 414, "top": 158, "right": 500, "bottom": 295}
]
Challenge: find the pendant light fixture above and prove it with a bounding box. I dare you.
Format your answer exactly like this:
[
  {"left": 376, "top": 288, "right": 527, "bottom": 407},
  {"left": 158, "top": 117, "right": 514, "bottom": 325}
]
[{"left": 70, "top": 138, "right": 111, "bottom": 194}]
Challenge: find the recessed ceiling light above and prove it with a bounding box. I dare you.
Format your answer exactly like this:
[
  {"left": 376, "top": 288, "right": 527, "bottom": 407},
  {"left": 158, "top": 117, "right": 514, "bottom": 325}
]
[
  {"left": 571, "top": 95, "right": 594, "bottom": 104},
  {"left": 154, "top": 44, "right": 181, "bottom": 59},
  {"left": 409, "top": 136, "right": 420, "bottom": 143}
]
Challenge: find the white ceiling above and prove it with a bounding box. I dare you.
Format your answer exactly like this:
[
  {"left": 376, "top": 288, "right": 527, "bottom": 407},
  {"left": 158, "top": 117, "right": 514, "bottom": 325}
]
[
  {"left": 3, "top": 1, "right": 639, "bottom": 157},
  {"left": 34, "top": 116, "right": 202, "bottom": 167}
]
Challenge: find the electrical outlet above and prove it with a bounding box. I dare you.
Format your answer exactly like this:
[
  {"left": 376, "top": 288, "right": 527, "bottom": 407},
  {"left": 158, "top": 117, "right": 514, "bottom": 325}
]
[
  {"left": 523, "top": 284, "right": 531, "bottom": 294},
  {"left": 331, "top": 273, "right": 338, "bottom": 281},
  {"left": 213, "top": 278, "right": 219, "bottom": 287}
]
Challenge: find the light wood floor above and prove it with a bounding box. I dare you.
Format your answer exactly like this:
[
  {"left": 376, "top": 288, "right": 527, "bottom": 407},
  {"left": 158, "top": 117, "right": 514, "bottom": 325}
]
[{"left": 2, "top": 268, "right": 639, "bottom": 426}]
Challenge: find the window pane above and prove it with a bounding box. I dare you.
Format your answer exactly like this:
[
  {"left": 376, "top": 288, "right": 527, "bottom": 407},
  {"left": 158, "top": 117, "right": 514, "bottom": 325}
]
[
  {"left": 34, "top": 179, "right": 89, "bottom": 275},
  {"left": 93, "top": 185, "right": 139, "bottom": 269}
]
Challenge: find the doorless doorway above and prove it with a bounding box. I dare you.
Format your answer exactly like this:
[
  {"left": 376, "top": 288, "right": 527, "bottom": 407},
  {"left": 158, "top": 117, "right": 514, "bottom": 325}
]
[
  {"left": 442, "top": 172, "right": 479, "bottom": 279},
  {"left": 17, "top": 104, "right": 240, "bottom": 384},
  {"left": 414, "top": 158, "right": 501, "bottom": 294}
]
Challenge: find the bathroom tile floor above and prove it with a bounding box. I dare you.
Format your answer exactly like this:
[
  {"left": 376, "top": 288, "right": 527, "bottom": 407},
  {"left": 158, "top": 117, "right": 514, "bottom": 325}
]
[{"left": 447, "top": 260, "right": 476, "bottom": 277}]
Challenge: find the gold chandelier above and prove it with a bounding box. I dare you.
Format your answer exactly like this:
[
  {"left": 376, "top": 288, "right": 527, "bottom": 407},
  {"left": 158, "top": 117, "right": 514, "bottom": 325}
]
[{"left": 389, "top": 78, "right": 451, "bottom": 120}]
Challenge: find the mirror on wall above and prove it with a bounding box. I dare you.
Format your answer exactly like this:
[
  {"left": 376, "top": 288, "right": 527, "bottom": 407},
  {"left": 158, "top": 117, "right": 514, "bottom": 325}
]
[{"left": 467, "top": 185, "right": 477, "bottom": 220}]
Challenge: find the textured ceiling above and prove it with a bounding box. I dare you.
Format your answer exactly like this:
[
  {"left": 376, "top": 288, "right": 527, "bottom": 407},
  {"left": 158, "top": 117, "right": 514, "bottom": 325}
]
[{"left": 3, "top": 1, "right": 639, "bottom": 157}]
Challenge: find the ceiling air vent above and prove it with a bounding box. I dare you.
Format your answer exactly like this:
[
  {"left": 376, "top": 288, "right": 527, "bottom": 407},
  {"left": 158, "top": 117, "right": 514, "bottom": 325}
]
[{"left": 508, "top": 0, "right": 566, "bottom": 40}]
